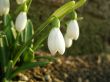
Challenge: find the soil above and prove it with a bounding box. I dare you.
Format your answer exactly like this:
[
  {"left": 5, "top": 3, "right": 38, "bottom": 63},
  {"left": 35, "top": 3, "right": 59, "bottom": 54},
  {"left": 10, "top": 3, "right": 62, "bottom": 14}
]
[{"left": 14, "top": 52, "right": 110, "bottom": 82}]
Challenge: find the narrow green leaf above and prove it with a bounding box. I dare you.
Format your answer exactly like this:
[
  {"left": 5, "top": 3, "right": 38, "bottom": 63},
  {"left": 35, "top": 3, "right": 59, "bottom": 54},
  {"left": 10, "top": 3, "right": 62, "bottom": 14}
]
[
  {"left": 52, "top": 1, "right": 75, "bottom": 19},
  {"left": 33, "top": 24, "right": 51, "bottom": 50},
  {"left": 24, "top": 20, "right": 34, "bottom": 43},
  {"left": 5, "top": 60, "right": 13, "bottom": 79},
  {"left": 4, "top": 15, "right": 17, "bottom": 45},
  {"left": 0, "top": 33, "right": 9, "bottom": 70},
  {"left": 23, "top": 48, "right": 34, "bottom": 62},
  {"left": 52, "top": 0, "right": 86, "bottom": 19},
  {"left": 4, "top": 14, "right": 11, "bottom": 27},
  {"left": 19, "top": 20, "right": 34, "bottom": 62},
  {"left": 0, "top": 38, "right": 6, "bottom": 67},
  {"left": 19, "top": 20, "right": 33, "bottom": 43},
  {"left": 35, "top": 56, "right": 56, "bottom": 61},
  {"left": 10, "top": 61, "right": 49, "bottom": 79}
]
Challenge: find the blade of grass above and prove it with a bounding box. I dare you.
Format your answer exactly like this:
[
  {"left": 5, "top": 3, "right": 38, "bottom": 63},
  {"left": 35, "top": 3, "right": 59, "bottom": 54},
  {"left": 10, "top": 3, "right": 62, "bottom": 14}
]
[
  {"left": 10, "top": 61, "right": 49, "bottom": 79},
  {"left": 35, "top": 56, "right": 56, "bottom": 61}
]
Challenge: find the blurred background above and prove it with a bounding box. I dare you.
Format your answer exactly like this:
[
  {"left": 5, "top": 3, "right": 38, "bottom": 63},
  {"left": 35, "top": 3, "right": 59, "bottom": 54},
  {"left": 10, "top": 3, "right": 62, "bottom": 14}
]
[{"left": 15, "top": 0, "right": 110, "bottom": 55}]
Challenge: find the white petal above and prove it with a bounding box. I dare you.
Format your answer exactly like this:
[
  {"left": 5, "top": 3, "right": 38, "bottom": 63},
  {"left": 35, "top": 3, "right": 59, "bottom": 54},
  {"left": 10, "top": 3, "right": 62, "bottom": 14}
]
[
  {"left": 16, "top": 0, "right": 26, "bottom": 4},
  {"left": 48, "top": 28, "right": 58, "bottom": 55},
  {"left": 48, "top": 28, "right": 65, "bottom": 55},
  {"left": 55, "top": 28, "right": 65, "bottom": 55},
  {"left": 66, "top": 20, "right": 79, "bottom": 40},
  {"left": 64, "top": 34, "right": 73, "bottom": 48},
  {"left": 3, "top": 7, "right": 9, "bottom": 15},
  {"left": 15, "top": 12, "right": 27, "bottom": 32},
  {"left": 0, "top": 0, "right": 10, "bottom": 16}
]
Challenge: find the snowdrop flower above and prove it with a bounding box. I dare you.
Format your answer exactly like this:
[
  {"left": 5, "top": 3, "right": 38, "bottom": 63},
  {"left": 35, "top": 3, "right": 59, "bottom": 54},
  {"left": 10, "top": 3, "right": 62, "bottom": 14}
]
[
  {"left": 0, "top": 0, "right": 10, "bottom": 16},
  {"left": 48, "top": 28, "right": 65, "bottom": 55},
  {"left": 64, "top": 34, "right": 73, "bottom": 48},
  {"left": 16, "top": 0, "right": 26, "bottom": 5},
  {"left": 15, "top": 12, "right": 27, "bottom": 32},
  {"left": 66, "top": 20, "right": 79, "bottom": 40}
]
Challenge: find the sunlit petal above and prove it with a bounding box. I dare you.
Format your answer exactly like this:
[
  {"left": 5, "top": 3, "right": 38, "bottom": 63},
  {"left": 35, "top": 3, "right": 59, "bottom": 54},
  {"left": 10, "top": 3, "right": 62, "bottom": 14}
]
[
  {"left": 15, "top": 12, "right": 27, "bottom": 32},
  {"left": 66, "top": 20, "right": 79, "bottom": 40},
  {"left": 0, "top": 0, "right": 10, "bottom": 16}
]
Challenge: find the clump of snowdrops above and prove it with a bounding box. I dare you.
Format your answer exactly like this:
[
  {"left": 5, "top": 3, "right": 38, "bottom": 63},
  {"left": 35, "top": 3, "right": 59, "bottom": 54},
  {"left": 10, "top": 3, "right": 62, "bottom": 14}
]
[{"left": 0, "top": 0, "right": 86, "bottom": 81}]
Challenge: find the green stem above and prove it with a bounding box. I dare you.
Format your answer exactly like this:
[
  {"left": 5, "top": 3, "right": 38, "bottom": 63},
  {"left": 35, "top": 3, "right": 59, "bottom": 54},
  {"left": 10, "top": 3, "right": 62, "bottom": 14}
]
[
  {"left": 12, "top": 0, "right": 86, "bottom": 67},
  {"left": 15, "top": 0, "right": 32, "bottom": 14},
  {"left": 26, "top": 0, "right": 32, "bottom": 13}
]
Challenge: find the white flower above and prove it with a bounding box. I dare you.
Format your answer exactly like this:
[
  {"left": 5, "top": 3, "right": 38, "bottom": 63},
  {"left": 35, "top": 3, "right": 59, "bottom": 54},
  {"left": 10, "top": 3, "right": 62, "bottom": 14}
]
[
  {"left": 48, "top": 28, "right": 65, "bottom": 55},
  {"left": 0, "top": 0, "right": 10, "bottom": 16},
  {"left": 64, "top": 34, "right": 73, "bottom": 48},
  {"left": 16, "top": 0, "right": 26, "bottom": 4},
  {"left": 66, "top": 20, "right": 79, "bottom": 40},
  {"left": 15, "top": 12, "right": 27, "bottom": 32}
]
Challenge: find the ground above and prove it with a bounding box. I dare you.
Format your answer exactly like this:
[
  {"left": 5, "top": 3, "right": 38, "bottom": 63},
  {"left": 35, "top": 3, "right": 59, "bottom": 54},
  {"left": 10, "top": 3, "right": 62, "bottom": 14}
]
[{"left": 14, "top": 52, "right": 110, "bottom": 82}]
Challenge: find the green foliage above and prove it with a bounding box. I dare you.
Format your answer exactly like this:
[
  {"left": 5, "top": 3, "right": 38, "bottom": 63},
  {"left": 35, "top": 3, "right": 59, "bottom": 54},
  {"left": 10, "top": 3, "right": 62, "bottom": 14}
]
[{"left": 0, "top": 0, "right": 86, "bottom": 81}]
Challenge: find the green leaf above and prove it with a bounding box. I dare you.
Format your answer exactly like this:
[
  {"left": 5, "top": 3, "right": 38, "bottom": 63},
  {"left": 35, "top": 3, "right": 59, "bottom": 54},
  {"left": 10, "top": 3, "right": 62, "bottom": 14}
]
[
  {"left": 5, "top": 60, "right": 13, "bottom": 79},
  {"left": 24, "top": 20, "right": 34, "bottom": 43},
  {"left": 52, "top": 1, "right": 75, "bottom": 19},
  {"left": 33, "top": 24, "right": 51, "bottom": 50},
  {"left": 19, "top": 20, "right": 34, "bottom": 62},
  {"left": 23, "top": 48, "right": 34, "bottom": 62},
  {"left": 52, "top": 0, "right": 86, "bottom": 19},
  {"left": 10, "top": 61, "right": 49, "bottom": 79},
  {"left": 0, "top": 32, "right": 9, "bottom": 69},
  {"left": 19, "top": 19, "right": 33, "bottom": 43},
  {"left": 4, "top": 14, "right": 11, "bottom": 27},
  {"left": 4, "top": 15, "right": 17, "bottom": 45},
  {"left": 35, "top": 56, "right": 56, "bottom": 61}
]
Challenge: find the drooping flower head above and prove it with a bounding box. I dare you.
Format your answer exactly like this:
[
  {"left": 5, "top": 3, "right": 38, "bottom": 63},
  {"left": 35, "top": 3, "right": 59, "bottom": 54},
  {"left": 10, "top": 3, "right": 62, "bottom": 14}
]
[
  {"left": 66, "top": 20, "right": 79, "bottom": 40},
  {"left": 15, "top": 12, "right": 27, "bottom": 32},
  {"left": 0, "top": 0, "right": 10, "bottom": 16},
  {"left": 48, "top": 27, "right": 65, "bottom": 55}
]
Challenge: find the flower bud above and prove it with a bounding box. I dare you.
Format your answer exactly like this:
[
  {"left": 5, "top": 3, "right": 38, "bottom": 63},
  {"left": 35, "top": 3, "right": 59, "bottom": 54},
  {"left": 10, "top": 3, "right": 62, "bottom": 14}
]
[
  {"left": 66, "top": 20, "right": 79, "bottom": 40},
  {"left": 15, "top": 12, "right": 27, "bottom": 32},
  {"left": 0, "top": 0, "right": 10, "bottom": 16},
  {"left": 48, "top": 28, "right": 65, "bottom": 55},
  {"left": 16, "top": 0, "right": 26, "bottom": 5}
]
